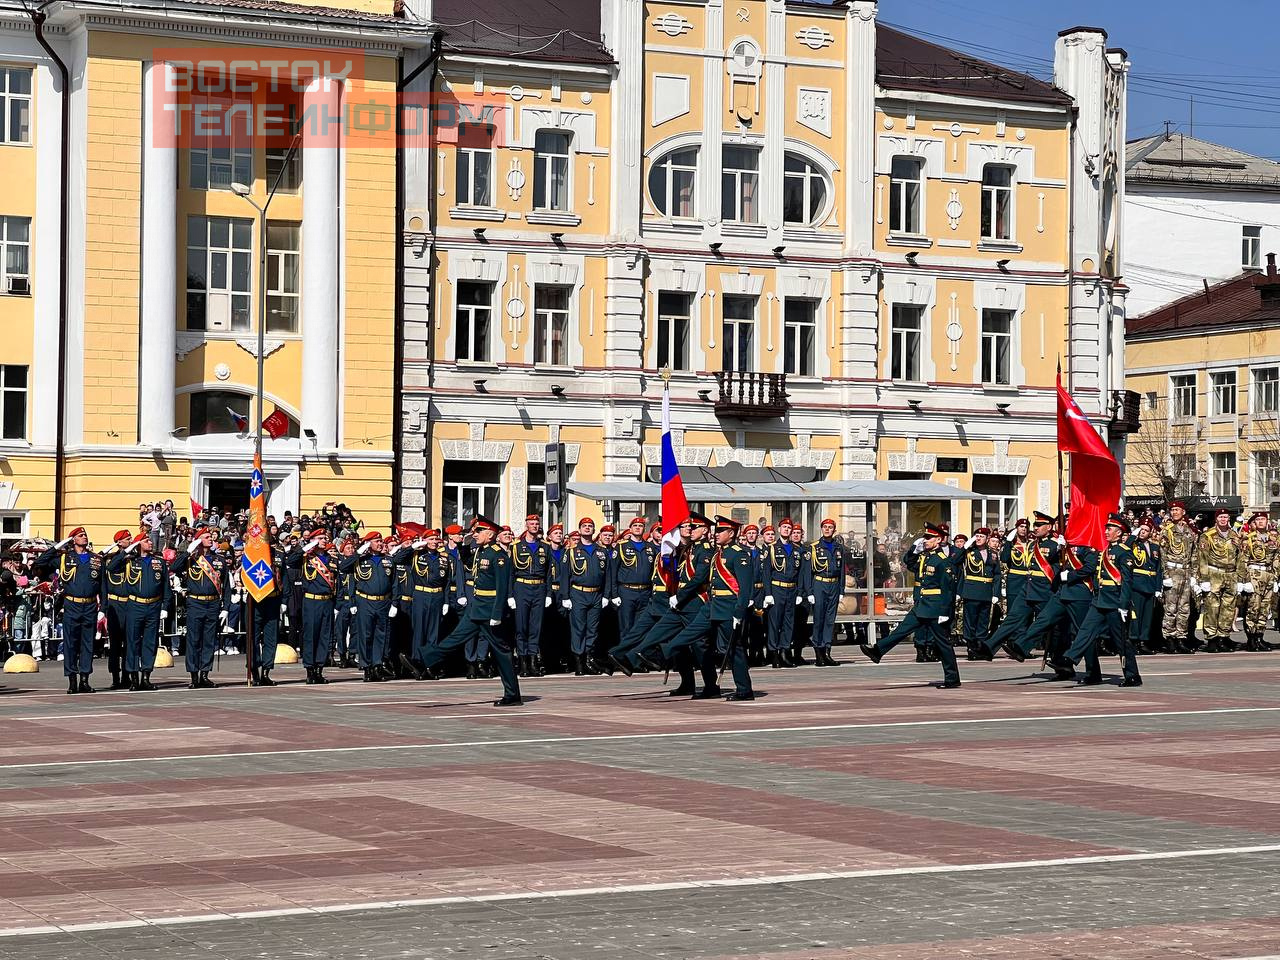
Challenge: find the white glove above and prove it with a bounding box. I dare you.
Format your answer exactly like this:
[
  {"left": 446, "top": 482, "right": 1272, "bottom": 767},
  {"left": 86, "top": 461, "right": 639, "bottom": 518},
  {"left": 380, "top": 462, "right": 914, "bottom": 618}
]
[
  {"left": 991, "top": 596, "right": 1000, "bottom": 605},
  {"left": 1244, "top": 582, "right": 1256, "bottom": 594},
  {"left": 732, "top": 617, "right": 741, "bottom": 629},
  {"left": 1055, "top": 535, "right": 1066, "bottom": 546},
  {"left": 1118, "top": 610, "right": 1128, "bottom": 621},
  {"left": 442, "top": 603, "right": 450, "bottom": 614},
  {"left": 1236, "top": 583, "right": 1248, "bottom": 595},
  {"left": 795, "top": 595, "right": 804, "bottom": 606},
  {"left": 303, "top": 540, "right": 319, "bottom": 554},
  {"left": 1162, "top": 578, "right": 1173, "bottom": 588},
  {"left": 489, "top": 618, "right": 501, "bottom": 626},
  {"left": 55, "top": 537, "right": 72, "bottom": 550},
  {"left": 1060, "top": 570, "right": 1069, "bottom": 582},
  {"left": 507, "top": 597, "right": 516, "bottom": 610},
  {"left": 562, "top": 599, "right": 572, "bottom": 610},
  {"left": 1200, "top": 581, "right": 1212, "bottom": 594},
  {"left": 938, "top": 615, "right": 949, "bottom": 624},
  {"left": 1005, "top": 530, "right": 1017, "bottom": 542},
  {"left": 412, "top": 539, "right": 427, "bottom": 549},
  {"left": 358, "top": 542, "right": 371, "bottom": 555},
  {"left": 1273, "top": 582, "right": 1280, "bottom": 595},
  {"left": 231, "top": 592, "right": 241, "bottom": 603},
  {"left": 160, "top": 609, "right": 168, "bottom": 620},
  {"left": 612, "top": 597, "right": 622, "bottom": 607},
  {"left": 544, "top": 596, "right": 552, "bottom": 607},
  {"left": 388, "top": 605, "right": 398, "bottom": 618},
  {"left": 1156, "top": 592, "right": 1163, "bottom": 600},
  {"left": 457, "top": 596, "right": 468, "bottom": 607},
  {"left": 218, "top": 610, "right": 228, "bottom": 625},
  {"left": 806, "top": 594, "right": 816, "bottom": 604},
  {"left": 669, "top": 596, "right": 678, "bottom": 609},
  {"left": 763, "top": 595, "right": 775, "bottom": 608},
  {"left": 187, "top": 540, "right": 201, "bottom": 555},
  {"left": 349, "top": 605, "right": 357, "bottom": 615},
  {"left": 912, "top": 537, "right": 925, "bottom": 551},
  {"left": 126, "top": 540, "right": 141, "bottom": 554}
]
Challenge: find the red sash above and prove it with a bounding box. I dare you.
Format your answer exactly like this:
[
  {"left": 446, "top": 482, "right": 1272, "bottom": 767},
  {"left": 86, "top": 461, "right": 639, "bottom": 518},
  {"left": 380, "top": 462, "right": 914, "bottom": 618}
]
[
  {"left": 1101, "top": 549, "right": 1122, "bottom": 584},
  {"left": 195, "top": 553, "right": 223, "bottom": 597},
  {"left": 714, "top": 549, "right": 739, "bottom": 594},
  {"left": 308, "top": 555, "right": 336, "bottom": 590},
  {"left": 1031, "top": 541, "right": 1054, "bottom": 578},
  {"left": 1062, "top": 547, "right": 1093, "bottom": 591}
]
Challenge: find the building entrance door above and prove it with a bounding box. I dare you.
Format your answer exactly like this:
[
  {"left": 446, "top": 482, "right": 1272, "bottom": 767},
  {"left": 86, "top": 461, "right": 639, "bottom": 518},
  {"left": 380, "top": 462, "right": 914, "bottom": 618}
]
[{"left": 206, "top": 478, "right": 252, "bottom": 516}]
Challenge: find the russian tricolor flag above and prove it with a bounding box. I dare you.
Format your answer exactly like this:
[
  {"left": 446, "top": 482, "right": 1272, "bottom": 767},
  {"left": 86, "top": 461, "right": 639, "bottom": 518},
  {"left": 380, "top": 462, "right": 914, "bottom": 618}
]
[{"left": 660, "top": 384, "right": 689, "bottom": 566}]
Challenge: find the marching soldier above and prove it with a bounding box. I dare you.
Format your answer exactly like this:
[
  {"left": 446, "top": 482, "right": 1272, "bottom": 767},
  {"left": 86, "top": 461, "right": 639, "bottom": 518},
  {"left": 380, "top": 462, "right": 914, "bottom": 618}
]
[
  {"left": 612, "top": 517, "right": 656, "bottom": 643},
  {"left": 860, "top": 522, "right": 960, "bottom": 688},
  {"left": 340, "top": 531, "right": 396, "bottom": 682},
  {"left": 560, "top": 517, "right": 610, "bottom": 675},
  {"left": 959, "top": 528, "right": 1001, "bottom": 656},
  {"left": 122, "top": 532, "right": 171, "bottom": 690},
  {"left": 102, "top": 529, "right": 134, "bottom": 689},
  {"left": 984, "top": 512, "right": 1061, "bottom": 659},
  {"left": 762, "top": 519, "right": 802, "bottom": 668},
  {"left": 803, "top": 518, "right": 846, "bottom": 666},
  {"left": 394, "top": 527, "right": 452, "bottom": 679},
  {"left": 1004, "top": 539, "right": 1097, "bottom": 667},
  {"left": 607, "top": 521, "right": 682, "bottom": 675},
  {"left": 422, "top": 517, "right": 522, "bottom": 706},
  {"left": 512, "top": 514, "right": 553, "bottom": 677},
  {"left": 1128, "top": 519, "right": 1162, "bottom": 655},
  {"left": 1236, "top": 512, "right": 1279, "bottom": 652},
  {"left": 1158, "top": 500, "right": 1199, "bottom": 653},
  {"left": 898, "top": 530, "right": 941, "bottom": 663},
  {"left": 1052, "top": 513, "right": 1141, "bottom": 686},
  {"left": 630, "top": 514, "right": 712, "bottom": 695},
  {"left": 283, "top": 528, "right": 338, "bottom": 684},
  {"left": 1195, "top": 508, "right": 1241, "bottom": 653},
  {"left": 170, "top": 523, "right": 227, "bottom": 689},
  {"left": 35, "top": 527, "right": 102, "bottom": 694}
]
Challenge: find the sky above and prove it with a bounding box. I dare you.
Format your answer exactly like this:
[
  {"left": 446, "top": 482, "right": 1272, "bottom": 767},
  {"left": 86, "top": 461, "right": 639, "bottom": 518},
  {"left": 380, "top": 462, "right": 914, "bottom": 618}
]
[{"left": 882, "top": 0, "right": 1280, "bottom": 160}]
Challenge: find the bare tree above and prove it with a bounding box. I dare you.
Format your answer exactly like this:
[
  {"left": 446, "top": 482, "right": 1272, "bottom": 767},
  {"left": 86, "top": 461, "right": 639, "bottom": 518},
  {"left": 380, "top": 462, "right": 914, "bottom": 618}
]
[{"left": 1125, "top": 394, "right": 1199, "bottom": 501}]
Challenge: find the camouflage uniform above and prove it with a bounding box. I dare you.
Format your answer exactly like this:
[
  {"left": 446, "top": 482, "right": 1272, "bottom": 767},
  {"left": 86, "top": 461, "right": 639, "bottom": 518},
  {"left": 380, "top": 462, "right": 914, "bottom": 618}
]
[
  {"left": 1195, "top": 528, "right": 1241, "bottom": 650},
  {"left": 1236, "top": 529, "right": 1279, "bottom": 649},
  {"left": 1158, "top": 519, "right": 1198, "bottom": 648}
]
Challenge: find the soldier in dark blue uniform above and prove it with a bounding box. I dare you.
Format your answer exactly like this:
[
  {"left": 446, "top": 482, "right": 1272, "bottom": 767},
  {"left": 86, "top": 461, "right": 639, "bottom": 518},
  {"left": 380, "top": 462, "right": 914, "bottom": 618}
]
[
  {"left": 423, "top": 517, "right": 521, "bottom": 706},
  {"left": 611, "top": 517, "right": 656, "bottom": 644},
  {"left": 392, "top": 527, "right": 452, "bottom": 680},
  {"left": 120, "top": 532, "right": 171, "bottom": 690},
  {"left": 512, "top": 514, "right": 552, "bottom": 677},
  {"left": 803, "top": 518, "right": 846, "bottom": 667},
  {"left": 332, "top": 537, "right": 357, "bottom": 668},
  {"left": 340, "top": 531, "right": 396, "bottom": 682},
  {"left": 984, "top": 512, "right": 1062, "bottom": 659},
  {"left": 560, "top": 517, "right": 610, "bottom": 675},
  {"left": 283, "top": 528, "right": 338, "bottom": 684},
  {"left": 740, "top": 524, "right": 767, "bottom": 666},
  {"left": 762, "top": 521, "right": 803, "bottom": 668},
  {"left": 36, "top": 526, "right": 102, "bottom": 694},
  {"left": 1052, "top": 514, "right": 1142, "bottom": 687},
  {"left": 860, "top": 522, "right": 960, "bottom": 688},
  {"left": 169, "top": 523, "right": 227, "bottom": 689},
  {"left": 1127, "top": 518, "right": 1162, "bottom": 656},
  {"left": 101, "top": 528, "right": 134, "bottom": 689},
  {"left": 958, "top": 528, "right": 1001, "bottom": 655}
]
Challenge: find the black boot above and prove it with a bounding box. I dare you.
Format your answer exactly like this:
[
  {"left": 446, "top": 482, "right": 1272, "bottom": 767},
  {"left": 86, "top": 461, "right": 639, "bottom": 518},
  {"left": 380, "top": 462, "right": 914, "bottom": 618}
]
[
  {"left": 781, "top": 649, "right": 798, "bottom": 668},
  {"left": 128, "top": 671, "right": 140, "bottom": 692},
  {"left": 467, "top": 661, "right": 481, "bottom": 680},
  {"left": 67, "top": 675, "right": 79, "bottom": 695},
  {"left": 573, "top": 654, "right": 584, "bottom": 677},
  {"left": 769, "top": 650, "right": 782, "bottom": 669},
  {"left": 198, "top": 671, "right": 216, "bottom": 689},
  {"left": 313, "top": 667, "right": 328, "bottom": 684},
  {"left": 110, "top": 670, "right": 125, "bottom": 690},
  {"left": 188, "top": 670, "right": 200, "bottom": 689},
  {"left": 791, "top": 648, "right": 809, "bottom": 665},
  {"left": 259, "top": 669, "right": 275, "bottom": 686},
  {"left": 78, "top": 673, "right": 95, "bottom": 693},
  {"left": 915, "top": 646, "right": 929, "bottom": 663},
  {"left": 362, "top": 667, "right": 378, "bottom": 682},
  {"left": 140, "top": 670, "right": 156, "bottom": 691},
  {"left": 533, "top": 653, "right": 545, "bottom": 676}
]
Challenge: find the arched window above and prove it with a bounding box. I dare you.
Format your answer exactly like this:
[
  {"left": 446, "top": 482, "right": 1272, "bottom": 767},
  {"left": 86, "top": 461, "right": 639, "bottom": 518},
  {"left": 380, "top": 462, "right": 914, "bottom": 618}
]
[
  {"left": 648, "top": 147, "right": 698, "bottom": 217},
  {"left": 187, "top": 390, "right": 299, "bottom": 438},
  {"left": 782, "top": 153, "right": 829, "bottom": 225}
]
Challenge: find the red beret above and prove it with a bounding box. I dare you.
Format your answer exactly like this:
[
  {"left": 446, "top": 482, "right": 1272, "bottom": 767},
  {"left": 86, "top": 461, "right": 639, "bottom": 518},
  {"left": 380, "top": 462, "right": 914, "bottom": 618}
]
[
  {"left": 578, "top": 517, "right": 595, "bottom": 528},
  {"left": 548, "top": 523, "right": 564, "bottom": 534},
  {"left": 526, "top": 514, "right": 540, "bottom": 521},
  {"left": 423, "top": 528, "right": 440, "bottom": 538},
  {"left": 1169, "top": 500, "right": 1185, "bottom": 510},
  {"left": 649, "top": 522, "right": 663, "bottom": 534},
  {"left": 444, "top": 524, "right": 463, "bottom": 535},
  {"left": 308, "top": 529, "right": 328, "bottom": 542},
  {"left": 1216, "top": 508, "right": 1231, "bottom": 520},
  {"left": 501, "top": 525, "right": 512, "bottom": 533},
  {"left": 600, "top": 524, "right": 615, "bottom": 534},
  {"left": 820, "top": 518, "right": 836, "bottom": 528},
  {"left": 779, "top": 517, "right": 793, "bottom": 526},
  {"left": 762, "top": 525, "right": 774, "bottom": 533},
  {"left": 743, "top": 524, "right": 758, "bottom": 534},
  {"left": 68, "top": 527, "right": 86, "bottom": 538},
  {"left": 131, "top": 532, "right": 149, "bottom": 545},
  {"left": 361, "top": 531, "right": 382, "bottom": 543},
  {"left": 114, "top": 529, "right": 131, "bottom": 542}
]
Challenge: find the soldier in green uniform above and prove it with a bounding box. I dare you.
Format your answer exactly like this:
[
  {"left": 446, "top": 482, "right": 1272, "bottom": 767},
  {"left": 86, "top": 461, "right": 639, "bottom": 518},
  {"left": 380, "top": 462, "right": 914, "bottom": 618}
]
[
  {"left": 1158, "top": 500, "right": 1198, "bottom": 653},
  {"left": 1236, "top": 512, "right": 1279, "bottom": 651},
  {"left": 1127, "top": 519, "right": 1162, "bottom": 655},
  {"left": 958, "top": 528, "right": 1000, "bottom": 656},
  {"left": 423, "top": 517, "right": 521, "bottom": 706},
  {"left": 860, "top": 522, "right": 960, "bottom": 688},
  {"left": 632, "top": 514, "right": 713, "bottom": 696},
  {"left": 1195, "top": 508, "right": 1241, "bottom": 652}
]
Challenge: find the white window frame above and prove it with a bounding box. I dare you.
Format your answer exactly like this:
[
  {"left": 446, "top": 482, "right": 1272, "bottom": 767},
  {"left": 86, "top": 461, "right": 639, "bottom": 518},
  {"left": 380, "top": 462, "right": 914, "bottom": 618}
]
[
  {"left": 980, "top": 309, "right": 1014, "bottom": 386},
  {"left": 889, "top": 303, "right": 923, "bottom": 382},
  {"left": 721, "top": 294, "right": 756, "bottom": 372},
  {"left": 265, "top": 222, "right": 299, "bottom": 335},
  {"left": 442, "top": 467, "right": 501, "bottom": 529},
  {"left": 783, "top": 298, "right": 817, "bottom": 377},
  {"left": 0, "top": 216, "right": 29, "bottom": 290},
  {"left": 0, "top": 68, "right": 31, "bottom": 145},
  {"left": 971, "top": 476, "right": 1019, "bottom": 531},
  {"left": 889, "top": 155, "right": 923, "bottom": 235},
  {"left": 186, "top": 216, "right": 253, "bottom": 332},
  {"left": 1171, "top": 373, "right": 1197, "bottom": 420},
  {"left": 189, "top": 92, "right": 253, "bottom": 192},
  {"left": 721, "top": 144, "right": 761, "bottom": 224},
  {"left": 782, "top": 153, "right": 829, "bottom": 226},
  {"left": 0, "top": 364, "right": 26, "bottom": 441},
  {"left": 264, "top": 104, "right": 301, "bottom": 194},
  {"left": 1254, "top": 366, "right": 1280, "bottom": 416},
  {"left": 1243, "top": 225, "right": 1262, "bottom": 270},
  {"left": 648, "top": 147, "right": 698, "bottom": 218},
  {"left": 0, "top": 511, "right": 26, "bottom": 555},
  {"left": 1171, "top": 453, "right": 1197, "bottom": 495},
  {"left": 1211, "top": 451, "right": 1237, "bottom": 498},
  {"left": 657, "top": 290, "right": 692, "bottom": 371},
  {"left": 456, "top": 123, "right": 495, "bottom": 207},
  {"left": 981, "top": 163, "right": 1014, "bottom": 241},
  {"left": 533, "top": 129, "right": 572, "bottom": 212},
  {"left": 1254, "top": 450, "right": 1280, "bottom": 505},
  {"left": 1210, "top": 369, "right": 1237, "bottom": 416},
  {"left": 533, "top": 284, "right": 571, "bottom": 366},
  {"left": 455, "top": 279, "right": 494, "bottom": 363}
]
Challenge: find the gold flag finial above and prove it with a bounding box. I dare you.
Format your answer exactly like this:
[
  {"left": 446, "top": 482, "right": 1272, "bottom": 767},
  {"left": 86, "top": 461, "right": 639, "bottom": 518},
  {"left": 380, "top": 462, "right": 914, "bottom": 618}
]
[{"left": 660, "top": 366, "right": 672, "bottom": 383}]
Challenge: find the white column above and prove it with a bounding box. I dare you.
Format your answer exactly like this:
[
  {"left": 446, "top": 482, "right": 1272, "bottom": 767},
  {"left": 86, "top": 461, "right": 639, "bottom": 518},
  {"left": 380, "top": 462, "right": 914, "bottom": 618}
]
[
  {"left": 31, "top": 57, "right": 65, "bottom": 448},
  {"left": 138, "top": 60, "right": 177, "bottom": 447},
  {"left": 301, "top": 77, "right": 342, "bottom": 449},
  {"left": 845, "top": 1, "right": 877, "bottom": 257}
]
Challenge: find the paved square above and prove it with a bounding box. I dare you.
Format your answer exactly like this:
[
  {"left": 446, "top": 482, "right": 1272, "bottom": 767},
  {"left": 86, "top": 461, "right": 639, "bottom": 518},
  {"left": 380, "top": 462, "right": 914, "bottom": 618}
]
[{"left": 0, "top": 649, "right": 1277, "bottom": 958}]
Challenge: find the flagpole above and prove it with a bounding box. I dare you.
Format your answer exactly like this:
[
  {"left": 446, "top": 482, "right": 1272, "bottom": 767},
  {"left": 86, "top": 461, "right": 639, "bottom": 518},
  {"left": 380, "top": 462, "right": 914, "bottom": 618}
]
[{"left": 1057, "top": 357, "right": 1066, "bottom": 538}]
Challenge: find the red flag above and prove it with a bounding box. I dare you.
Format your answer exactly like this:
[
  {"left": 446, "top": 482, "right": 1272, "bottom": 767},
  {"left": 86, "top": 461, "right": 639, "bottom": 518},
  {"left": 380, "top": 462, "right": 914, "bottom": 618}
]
[
  {"left": 190, "top": 498, "right": 203, "bottom": 520},
  {"left": 1057, "top": 374, "right": 1120, "bottom": 550},
  {"left": 262, "top": 409, "right": 290, "bottom": 440}
]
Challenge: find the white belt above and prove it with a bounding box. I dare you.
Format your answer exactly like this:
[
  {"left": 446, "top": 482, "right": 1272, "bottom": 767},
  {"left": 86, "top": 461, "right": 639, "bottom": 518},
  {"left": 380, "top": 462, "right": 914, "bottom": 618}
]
[
  {"left": 1165, "top": 562, "right": 1186, "bottom": 570},
  {"left": 1248, "top": 563, "right": 1271, "bottom": 571}
]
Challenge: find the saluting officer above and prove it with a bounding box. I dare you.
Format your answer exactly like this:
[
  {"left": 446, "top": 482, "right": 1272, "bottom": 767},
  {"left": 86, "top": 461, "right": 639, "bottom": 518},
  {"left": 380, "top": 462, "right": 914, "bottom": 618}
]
[
  {"left": 283, "top": 528, "right": 338, "bottom": 684},
  {"left": 762, "top": 520, "right": 803, "bottom": 668},
  {"left": 35, "top": 526, "right": 102, "bottom": 694},
  {"left": 333, "top": 537, "right": 357, "bottom": 668},
  {"left": 959, "top": 528, "right": 1001, "bottom": 656},
  {"left": 1158, "top": 500, "right": 1199, "bottom": 652},
  {"left": 560, "top": 517, "right": 610, "bottom": 675},
  {"left": 170, "top": 523, "right": 227, "bottom": 689},
  {"left": 1128, "top": 519, "right": 1162, "bottom": 655},
  {"left": 422, "top": 517, "right": 521, "bottom": 706},
  {"left": 393, "top": 527, "right": 452, "bottom": 679},
  {"left": 1236, "top": 511, "right": 1279, "bottom": 652},
  {"left": 612, "top": 517, "right": 656, "bottom": 641},
  {"left": 1052, "top": 513, "right": 1141, "bottom": 687},
  {"left": 512, "top": 514, "right": 553, "bottom": 677},
  {"left": 740, "top": 523, "right": 767, "bottom": 665},
  {"left": 984, "top": 512, "right": 1062, "bottom": 659},
  {"left": 121, "top": 532, "right": 171, "bottom": 690},
  {"left": 102, "top": 528, "right": 134, "bottom": 689},
  {"left": 341, "top": 531, "right": 396, "bottom": 682},
  {"left": 861, "top": 522, "right": 960, "bottom": 688},
  {"left": 1195, "top": 508, "right": 1241, "bottom": 652},
  {"left": 803, "top": 518, "right": 846, "bottom": 667},
  {"left": 995, "top": 517, "right": 1033, "bottom": 627}
]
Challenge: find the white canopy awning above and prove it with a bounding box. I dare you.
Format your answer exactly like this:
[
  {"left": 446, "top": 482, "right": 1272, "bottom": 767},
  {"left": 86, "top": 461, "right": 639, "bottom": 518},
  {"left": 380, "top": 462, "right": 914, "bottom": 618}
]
[{"left": 566, "top": 479, "right": 980, "bottom": 504}]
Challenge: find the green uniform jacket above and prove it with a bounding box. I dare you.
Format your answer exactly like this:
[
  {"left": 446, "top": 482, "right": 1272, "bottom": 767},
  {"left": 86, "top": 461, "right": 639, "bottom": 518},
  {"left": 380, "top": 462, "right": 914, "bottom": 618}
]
[
  {"left": 468, "top": 543, "right": 511, "bottom": 621},
  {"left": 1092, "top": 542, "right": 1133, "bottom": 611},
  {"left": 912, "top": 548, "right": 956, "bottom": 619},
  {"left": 708, "top": 543, "right": 753, "bottom": 623}
]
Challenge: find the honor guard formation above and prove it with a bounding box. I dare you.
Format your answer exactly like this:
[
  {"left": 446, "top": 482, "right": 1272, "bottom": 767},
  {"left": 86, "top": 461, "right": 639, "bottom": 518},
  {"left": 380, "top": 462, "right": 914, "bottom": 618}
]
[{"left": 3, "top": 499, "right": 1279, "bottom": 703}]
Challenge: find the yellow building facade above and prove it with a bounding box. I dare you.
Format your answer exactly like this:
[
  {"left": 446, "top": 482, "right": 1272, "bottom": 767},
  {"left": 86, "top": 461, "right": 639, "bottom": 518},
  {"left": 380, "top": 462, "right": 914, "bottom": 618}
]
[
  {"left": 399, "top": 2, "right": 1131, "bottom": 533},
  {"left": 0, "top": 0, "right": 429, "bottom": 546}
]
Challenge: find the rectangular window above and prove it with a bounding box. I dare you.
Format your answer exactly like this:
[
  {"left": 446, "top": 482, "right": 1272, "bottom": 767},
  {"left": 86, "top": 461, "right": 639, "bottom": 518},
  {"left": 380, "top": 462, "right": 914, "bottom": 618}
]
[
  {"left": 889, "top": 156, "right": 923, "bottom": 234},
  {"left": 657, "top": 291, "right": 692, "bottom": 372},
  {"left": 783, "top": 299, "right": 817, "bottom": 377},
  {"left": 970, "top": 475, "right": 1019, "bottom": 531},
  {"left": 981, "top": 309, "right": 1014, "bottom": 386},
  {"left": 890, "top": 304, "right": 922, "bottom": 381},
  {"left": 0, "top": 364, "right": 26, "bottom": 440},
  {"left": 1243, "top": 225, "right": 1262, "bottom": 270},
  {"left": 526, "top": 463, "right": 546, "bottom": 521},
  {"left": 264, "top": 104, "right": 301, "bottom": 193},
  {"left": 456, "top": 123, "right": 494, "bottom": 207},
  {"left": 455, "top": 280, "right": 494, "bottom": 362},
  {"left": 1255, "top": 451, "right": 1280, "bottom": 504},
  {"left": 186, "top": 215, "right": 253, "bottom": 332},
  {"left": 1211, "top": 370, "right": 1237, "bottom": 415},
  {"left": 189, "top": 93, "right": 253, "bottom": 191},
  {"left": 0, "top": 216, "right": 29, "bottom": 289},
  {"left": 981, "top": 164, "right": 1013, "bottom": 240},
  {"left": 1171, "top": 453, "right": 1196, "bottom": 496},
  {"left": 0, "top": 513, "right": 24, "bottom": 555},
  {"left": 1255, "top": 367, "right": 1280, "bottom": 414},
  {"left": 0, "top": 68, "right": 31, "bottom": 145},
  {"left": 1211, "top": 451, "right": 1237, "bottom": 498},
  {"left": 533, "top": 130, "right": 571, "bottom": 211},
  {"left": 721, "top": 145, "right": 761, "bottom": 223},
  {"left": 721, "top": 294, "right": 755, "bottom": 372},
  {"left": 442, "top": 462, "right": 501, "bottom": 529},
  {"left": 1171, "top": 374, "right": 1197, "bottom": 419},
  {"left": 265, "top": 222, "right": 299, "bottom": 334},
  {"left": 533, "top": 285, "right": 570, "bottom": 366}
]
